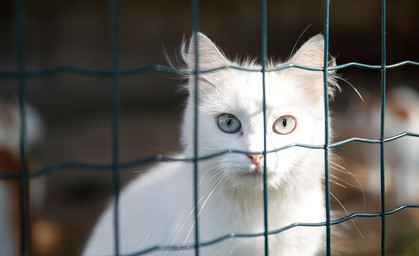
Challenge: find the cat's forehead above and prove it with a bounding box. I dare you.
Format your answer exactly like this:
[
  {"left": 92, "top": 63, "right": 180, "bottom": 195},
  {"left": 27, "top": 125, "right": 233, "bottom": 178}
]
[
  {"left": 198, "top": 69, "right": 310, "bottom": 116},
  {"left": 223, "top": 71, "right": 303, "bottom": 107}
]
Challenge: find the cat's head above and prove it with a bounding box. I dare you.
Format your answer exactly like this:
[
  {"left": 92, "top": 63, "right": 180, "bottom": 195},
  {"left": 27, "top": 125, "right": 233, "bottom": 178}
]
[{"left": 180, "top": 33, "right": 340, "bottom": 192}]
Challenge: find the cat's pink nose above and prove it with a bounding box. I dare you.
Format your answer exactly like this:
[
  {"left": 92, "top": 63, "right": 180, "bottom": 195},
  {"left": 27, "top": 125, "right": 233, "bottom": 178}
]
[{"left": 247, "top": 154, "right": 264, "bottom": 165}]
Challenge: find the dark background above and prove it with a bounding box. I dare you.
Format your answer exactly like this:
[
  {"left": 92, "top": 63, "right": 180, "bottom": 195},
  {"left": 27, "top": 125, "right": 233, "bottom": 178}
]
[{"left": 0, "top": 0, "right": 418, "bottom": 255}]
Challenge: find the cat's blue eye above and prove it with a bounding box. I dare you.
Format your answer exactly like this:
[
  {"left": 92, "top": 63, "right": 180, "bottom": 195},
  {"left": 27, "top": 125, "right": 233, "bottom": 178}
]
[
  {"left": 217, "top": 114, "right": 241, "bottom": 133},
  {"left": 273, "top": 115, "right": 297, "bottom": 135}
]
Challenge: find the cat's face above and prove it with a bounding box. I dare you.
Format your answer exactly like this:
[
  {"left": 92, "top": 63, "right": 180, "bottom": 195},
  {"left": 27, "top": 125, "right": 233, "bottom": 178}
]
[{"left": 181, "top": 33, "right": 338, "bottom": 191}]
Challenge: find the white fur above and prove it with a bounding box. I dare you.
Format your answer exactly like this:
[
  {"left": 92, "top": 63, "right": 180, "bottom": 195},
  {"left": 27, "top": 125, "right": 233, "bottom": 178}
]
[{"left": 83, "top": 33, "right": 339, "bottom": 256}]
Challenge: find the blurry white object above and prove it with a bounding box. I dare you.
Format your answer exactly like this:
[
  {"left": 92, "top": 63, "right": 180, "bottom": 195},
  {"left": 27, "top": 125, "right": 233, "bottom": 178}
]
[
  {"left": 0, "top": 100, "right": 44, "bottom": 153},
  {"left": 383, "top": 86, "right": 419, "bottom": 202},
  {"left": 0, "top": 99, "right": 45, "bottom": 256},
  {"left": 363, "top": 86, "right": 419, "bottom": 202}
]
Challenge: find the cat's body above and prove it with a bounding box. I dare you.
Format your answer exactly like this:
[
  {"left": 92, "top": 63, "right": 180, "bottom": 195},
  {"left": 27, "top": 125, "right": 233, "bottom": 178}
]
[{"left": 83, "top": 33, "right": 339, "bottom": 256}]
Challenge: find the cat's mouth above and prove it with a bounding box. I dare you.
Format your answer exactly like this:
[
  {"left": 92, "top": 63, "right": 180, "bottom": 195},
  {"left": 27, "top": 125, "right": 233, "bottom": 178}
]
[
  {"left": 243, "top": 166, "right": 269, "bottom": 177},
  {"left": 226, "top": 166, "right": 277, "bottom": 190}
]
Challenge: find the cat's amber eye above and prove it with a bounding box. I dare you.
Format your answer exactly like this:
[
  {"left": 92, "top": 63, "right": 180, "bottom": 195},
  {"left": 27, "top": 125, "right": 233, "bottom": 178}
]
[
  {"left": 217, "top": 113, "right": 241, "bottom": 133},
  {"left": 273, "top": 115, "right": 297, "bottom": 135}
]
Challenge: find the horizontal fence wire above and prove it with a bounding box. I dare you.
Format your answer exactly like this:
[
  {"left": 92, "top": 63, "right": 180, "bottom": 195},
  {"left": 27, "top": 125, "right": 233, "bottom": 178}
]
[
  {"left": 2, "top": 0, "right": 419, "bottom": 255},
  {"left": 1, "top": 60, "right": 418, "bottom": 78},
  {"left": 117, "top": 203, "right": 419, "bottom": 256},
  {"left": 1, "top": 132, "right": 419, "bottom": 179}
]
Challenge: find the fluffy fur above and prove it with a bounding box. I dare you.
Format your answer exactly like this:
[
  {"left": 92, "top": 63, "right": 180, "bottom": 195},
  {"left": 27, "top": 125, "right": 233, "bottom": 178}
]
[{"left": 83, "top": 33, "right": 340, "bottom": 256}]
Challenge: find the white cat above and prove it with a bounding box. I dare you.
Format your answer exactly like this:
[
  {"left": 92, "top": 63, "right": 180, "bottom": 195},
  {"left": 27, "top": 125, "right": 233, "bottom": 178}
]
[{"left": 83, "top": 33, "right": 340, "bottom": 256}]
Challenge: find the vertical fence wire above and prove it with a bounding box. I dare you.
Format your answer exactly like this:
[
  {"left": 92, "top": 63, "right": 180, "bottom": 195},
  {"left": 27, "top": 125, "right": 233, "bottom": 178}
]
[
  {"left": 260, "top": 0, "right": 269, "bottom": 255},
  {"left": 323, "top": 0, "right": 332, "bottom": 255},
  {"left": 15, "top": 0, "right": 31, "bottom": 255},
  {"left": 109, "top": 0, "right": 121, "bottom": 255},
  {"left": 191, "top": 0, "right": 200, "bottom": 255},
  {"left": 379, "top": 0, "right": 387, "bottom": 255}
]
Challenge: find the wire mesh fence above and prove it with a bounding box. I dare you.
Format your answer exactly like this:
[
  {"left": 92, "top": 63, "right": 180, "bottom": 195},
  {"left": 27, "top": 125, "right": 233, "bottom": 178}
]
[{"left": 0, "top": 0, "right": 419, "bottom": 256}]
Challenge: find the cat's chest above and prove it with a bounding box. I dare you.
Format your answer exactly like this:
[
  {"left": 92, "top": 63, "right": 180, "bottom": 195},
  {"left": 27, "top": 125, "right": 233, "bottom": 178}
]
[{"left": 198, "top": 189, "right": 280, "bottom": 233}]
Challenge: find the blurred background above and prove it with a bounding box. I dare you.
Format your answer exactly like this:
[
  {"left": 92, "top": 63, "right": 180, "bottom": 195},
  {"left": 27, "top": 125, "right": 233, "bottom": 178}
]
[{"left": 0, "top": 0, "right": 418, "bottom": 255}]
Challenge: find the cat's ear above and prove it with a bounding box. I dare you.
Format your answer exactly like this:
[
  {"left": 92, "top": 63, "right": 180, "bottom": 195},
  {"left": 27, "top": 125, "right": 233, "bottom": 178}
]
[
  {"left": 288, "top": 34, "right": 325, "bottom": 68},
  {"left": 182, "top": 33, "right": 230, "bottom": 89},
  {"left": 287, "top": 34, "right": 340, "bottom": 100},
  {"left": 183, "top": 32, "right": 229, "bottom": 71}
]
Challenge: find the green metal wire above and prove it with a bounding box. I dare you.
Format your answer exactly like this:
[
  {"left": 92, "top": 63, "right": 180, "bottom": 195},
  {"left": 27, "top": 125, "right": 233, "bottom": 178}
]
[
  {"left": 1, "top": 60, "right": 418, "bottom": 79},
  {"left": 15, "top": 0, "right": 30, "bottom": 255},
  {"left": 323, "top": 0, "right": 332, "bottom": 254},
  {"left": 191, "top": 0, "right": 200, "bottom": 255},
  {"left": 1, "top": 132, "right": 419, "bottom": 179},
  {"left": 109, "top": 0, "right": 121, "bottom": 255},
  {"left": 380, "top": 0, "right": 387, "bottom": 255},
  {"left": 261, "top": 0, "right": 269, "bottom": 255}
]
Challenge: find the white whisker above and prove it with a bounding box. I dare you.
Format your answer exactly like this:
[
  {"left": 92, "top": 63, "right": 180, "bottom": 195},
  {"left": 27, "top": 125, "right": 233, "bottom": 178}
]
[
  {"left": 198, "top": 172, "right": 228, "bottom": 216},
  {"left": 328, "top": 173, "right": 362, "bottom": 190},
  {"left": 326, "top": 176, "right": 347, "bottom": 189},
  {"left": 321, "top": 184, "right": 365, "bottom": 239},
  {"left": 183, "top": 172, "right": 228, "bottom": 245},
  {"left": 336, "top": 76, "right": 364, "bottom": 102},
  {"left": 329, "top": 161, "right": 367, "bottom": 211},
  {"left": 329, "top": 161, "right": 366, "bottom": 178},
  {"left": 135, "top": 232, "right": 152, "bottom": 251},
  {"left": 164, "top": 170, "right": 223, "bottom": 252}
]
